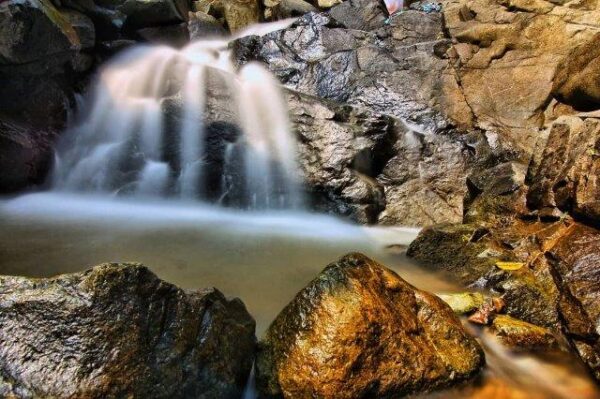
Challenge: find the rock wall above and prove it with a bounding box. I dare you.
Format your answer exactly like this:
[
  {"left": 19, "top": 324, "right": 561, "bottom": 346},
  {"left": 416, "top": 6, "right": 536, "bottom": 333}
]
[{"left": 2, "top": 0, "right": 600, "bottom": 227}]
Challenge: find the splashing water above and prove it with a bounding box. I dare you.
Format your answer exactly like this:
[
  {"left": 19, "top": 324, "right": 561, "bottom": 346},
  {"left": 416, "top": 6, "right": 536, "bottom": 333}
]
[{"left": 52, "top": 29, "right": 301, "bottom": 210}]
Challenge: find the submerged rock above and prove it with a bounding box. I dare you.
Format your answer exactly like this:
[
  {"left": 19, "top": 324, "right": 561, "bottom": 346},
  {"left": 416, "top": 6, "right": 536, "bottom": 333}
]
[
  {"left": 256, "top": 253, "right": 484, "bottom": 398},
  {"left": 0, "top": 263, "right": 256, "bottom": 398}
]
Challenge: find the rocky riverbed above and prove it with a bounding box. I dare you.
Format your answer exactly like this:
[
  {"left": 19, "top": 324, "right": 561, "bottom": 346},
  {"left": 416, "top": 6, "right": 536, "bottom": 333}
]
[{"left": 2, "top": 0, "right": 600, "bottom": 396}]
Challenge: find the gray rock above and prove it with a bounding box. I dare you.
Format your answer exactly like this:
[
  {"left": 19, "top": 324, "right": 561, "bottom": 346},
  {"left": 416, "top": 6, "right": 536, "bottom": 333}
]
[
  {"left": 0, "top": 263, "right": 256, "bottom": 398},
  {"left": 0, "top": 0, "right": 95, "bottom": 64},
  {"left": 0, "top": 0, "right": 95, "bottom": 193}
]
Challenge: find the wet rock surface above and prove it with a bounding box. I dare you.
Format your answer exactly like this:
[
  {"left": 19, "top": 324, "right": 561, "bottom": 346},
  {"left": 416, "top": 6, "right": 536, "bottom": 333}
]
[
  {"left": 408, "top": 217, "right": 600, "bottom": 380},
  {"left": 233, "top": 8, "right": 518, "bottom": 225},
  {"left": 0, "top": 263, "right": 256, "bottom": 398},
  {"left": 256, "top": 252, "right": 484, "bottom": 398}
]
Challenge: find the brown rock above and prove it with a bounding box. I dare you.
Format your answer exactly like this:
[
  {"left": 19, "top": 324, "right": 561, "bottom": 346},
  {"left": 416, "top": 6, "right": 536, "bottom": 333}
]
[
  {"left": 488, "top": 315, "right": 559, "bottom": 351},
  {"left": 553, "top": 33, "right": 600, "bottom": 111},
  {"left": 527, "top": 116, "right": 600, "bottom": 224},
  {"left": 256, "top": 253, "right": 484, "bottom": 398}
]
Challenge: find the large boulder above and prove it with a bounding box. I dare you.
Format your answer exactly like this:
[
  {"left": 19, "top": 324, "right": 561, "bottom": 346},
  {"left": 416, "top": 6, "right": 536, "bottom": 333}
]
[
  {"left": 256, "top": 253, "right": 484, "bottom": 398},
  {"left": 0, "top": 263, "right": 256, "bottom": 398}
]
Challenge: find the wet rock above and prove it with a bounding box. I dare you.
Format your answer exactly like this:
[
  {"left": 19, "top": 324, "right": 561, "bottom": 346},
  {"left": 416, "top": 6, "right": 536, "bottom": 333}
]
[
  {"left": 287, "top": 90, "right": 395, "bottom": 223},
  {"left": 0, "top": 119, "right": 57, "bottom": 192},
  {"left": 0, "top": 0, "right": 95, "bottom": 64},
  {"left": 552, "top": 33, "right": 600, "bottom": 111},
  {"left": 233, "top": 9, "right": 465, "bottom": 131},
  {"left": 488, "top": 315, "right": 558, "bottom": 352},
  {"left": 264, "top": 0, "right": 316, "bottom": 20},
  {"left": 0, "top": 263, "right": 256, "bottom": 398},
  {"left": 0, "top": 0, "right": 96, "bottom": 193},
  {"left": 464, "top": 161, "right": 528, "bottom": 224},
  {"left": 409, "top": 217, "right": 600, "bottom": 381},
  {"left": 195, "top": 0, "right": 260, "bottom": 32},
  {"left": 256, "top": 253, "right": 484, "bottom": 398},
  {"left": 233, "top": 10, "right": 516, "bottom": 225},
  {"left": 544, "top": 223, "right": 600, "bottom": 381},
  {"left": 438, "top": 292, "right": 485, "bottom": 315}
]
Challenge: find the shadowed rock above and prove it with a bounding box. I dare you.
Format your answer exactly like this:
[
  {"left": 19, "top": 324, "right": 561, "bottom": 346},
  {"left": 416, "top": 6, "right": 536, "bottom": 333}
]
[
  {"left": 0, "top": 263, "right": 256, "bottom": 398},
  {"left": 256, "top": 253, "right": 484, "bottom": 398}
]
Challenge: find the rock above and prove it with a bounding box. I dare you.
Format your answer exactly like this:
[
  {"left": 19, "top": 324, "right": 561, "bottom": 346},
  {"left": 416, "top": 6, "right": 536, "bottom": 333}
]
[
  {"left": 256, "top": 253, "right": 484, "bottom": 398},
  {"left": 464, "top": 161, "right": 529, "bottom": 224},
  {"left": 0, "top": 263, "right": 256, "bottom": 398},
  {"left": 265, "top": 0, "right": 316, "bottom": 20},
  {"left": 136, "top": 23, "right": 190, "bottom": 47},
  {"left": 233, "top": 10, "right": 517, "bottom": 226},
  {"left": 0, "top": 119, "right": 57, "bottom": 192},
  {"left": 552, "top": 33, "right": 600, "bottom": 111},
  {"left": 443, "top": 0, "right": 600, "bottom": 152},
  {"left": 544, "top": 223, "right": 600, "bottom": 381},
  {"left": 317, "top": 0, "right": 341, "bottom": 8},
  {"left": 119, "top": 0, "right": 191, "bottom": 32},
  {"left": 234, "top": 9, "right": 464, "bottom": 131},
  {"left": 438, "top": 292, "right": 485, "bottom": 315},
  {"left": 0, "top": 0, "right": 95, "bottom": 64},
  {"left": 188, "top": 11, "right": 227, "bottom": 39},
  {"left": 488, "top": 315, "right": 558, "bottom": 352},
  {"left": 408, "top": 217, "right": 600, "bottom": 381},
  {"left": 527, "top": 116, "right": 600, "bottom": 224},
  {"left": 407, "top": 220, "right": 564, "bottom": 327},
  {"left": 287, "top": 90, "right": 395, "bottom": 223},
  {"left": 0, "top": 0, "right": 96, "bottom": 193}
]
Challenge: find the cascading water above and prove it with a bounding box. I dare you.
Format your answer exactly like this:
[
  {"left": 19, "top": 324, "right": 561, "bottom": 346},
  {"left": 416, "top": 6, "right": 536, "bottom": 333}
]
[{"left": 52, "top": 35, "right": 302, "bottom": 210}]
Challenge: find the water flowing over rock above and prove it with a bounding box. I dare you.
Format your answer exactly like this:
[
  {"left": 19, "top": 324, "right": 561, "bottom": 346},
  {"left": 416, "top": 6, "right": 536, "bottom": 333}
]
[
  {"left": 52, "top": 40, "right": 303, "bottom": 210},
  {"left": 256, "top": 253, "right": 484, "bottom": 398},
  {"left": 0, "top": 263, "right": 256, "bottom": 398}
]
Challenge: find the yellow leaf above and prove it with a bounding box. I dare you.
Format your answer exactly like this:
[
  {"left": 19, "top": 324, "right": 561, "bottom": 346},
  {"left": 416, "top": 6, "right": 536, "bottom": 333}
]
[{"left": 496, "top": 261, "right": 525, "bottom": 271}]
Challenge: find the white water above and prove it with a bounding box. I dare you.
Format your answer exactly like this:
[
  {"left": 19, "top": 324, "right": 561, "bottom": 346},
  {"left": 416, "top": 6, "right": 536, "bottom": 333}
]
[{"left": 52, "top": 34, "right": 301, "bottom": 210}]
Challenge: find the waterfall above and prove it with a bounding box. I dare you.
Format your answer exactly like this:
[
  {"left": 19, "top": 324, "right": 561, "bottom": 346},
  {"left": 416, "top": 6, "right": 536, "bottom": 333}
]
[{"left": 52, "top": 36, "right": 303, "bottom": 210}]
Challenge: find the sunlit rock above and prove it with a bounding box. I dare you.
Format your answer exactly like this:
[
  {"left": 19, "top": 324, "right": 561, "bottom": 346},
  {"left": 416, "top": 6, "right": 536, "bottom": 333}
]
[
  {"left": 0, "top": 263, "right": 256, "bottom": 398},
  {"left": 488, "top": 315, "right": 558, "bottom": 352},
  {"left": 256, "top": 253, "right": 484, "bottom": 398}
]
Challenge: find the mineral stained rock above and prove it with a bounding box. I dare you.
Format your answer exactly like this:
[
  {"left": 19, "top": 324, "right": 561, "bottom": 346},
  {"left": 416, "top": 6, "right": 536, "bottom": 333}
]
[
  {"left": 0, "top": 263, "right": 256, "bottom": 398},
  {"left": 256, "top": 253, "right": 484, "bottom": 398}
]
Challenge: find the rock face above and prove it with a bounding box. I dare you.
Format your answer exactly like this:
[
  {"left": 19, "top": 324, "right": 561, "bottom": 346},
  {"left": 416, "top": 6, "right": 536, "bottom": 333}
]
[
  {"left": 0, "top": 0, "right": 95, "bottom": 193},
  {"left": 0, "top": 263, "right": 256, "bottom": 398},
  {"left": 256, "top": 253, "right": 484, "bottom": 398},
  {"left": 552, "top": 33, "right": 600, "bottom": 111},
  {"left": 527, "top": 116, "right": 600, "bottom": 223},
  {"left": 233, "top": 8, "right": 518, "bottom": 225}
]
